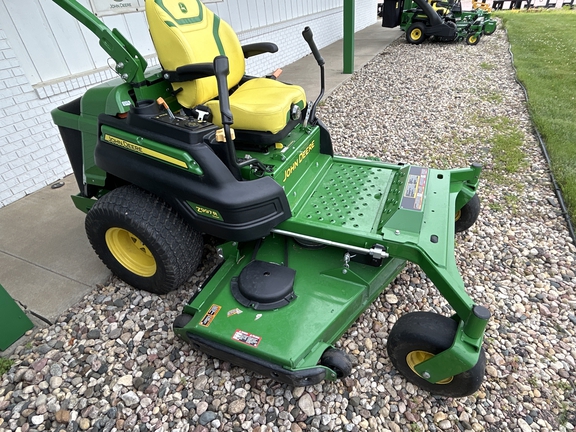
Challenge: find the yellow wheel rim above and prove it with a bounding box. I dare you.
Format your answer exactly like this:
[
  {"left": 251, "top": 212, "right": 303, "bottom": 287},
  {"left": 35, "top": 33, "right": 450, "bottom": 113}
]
[
  {"left": 469, "top": 35, "right": 478, "bottom": 44},
  {"left": 406, "top": 350, "right": 454, "bottom": 384},
  {"left": 411, "top": 28, "right": 422, "bottom": 40},
  {"left": 105, "top": 228, "right": 156, "bottom": 277},
  {"left": 455, "top": 209, "right": 462, "bottom": 221}
]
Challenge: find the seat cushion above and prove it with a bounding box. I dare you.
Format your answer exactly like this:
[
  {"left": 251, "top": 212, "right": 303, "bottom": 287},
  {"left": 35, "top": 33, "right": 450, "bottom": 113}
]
[{"left": 206, "top": 78, "right": 306, "bottom": 134}]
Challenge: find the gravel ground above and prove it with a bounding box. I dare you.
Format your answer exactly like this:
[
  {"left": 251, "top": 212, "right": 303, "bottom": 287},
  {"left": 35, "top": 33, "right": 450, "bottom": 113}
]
[{"left": 2, "top": 25, "right": 576, "bottom": 432}]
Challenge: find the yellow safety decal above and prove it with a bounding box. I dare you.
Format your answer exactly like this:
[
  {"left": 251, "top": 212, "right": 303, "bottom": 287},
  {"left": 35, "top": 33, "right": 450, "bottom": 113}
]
[
  {"left": 103, "top": 134, "right": 188, "bottom": 169},
  {"left": 199, "top": 304, "right": 221, "bottom": 327}
]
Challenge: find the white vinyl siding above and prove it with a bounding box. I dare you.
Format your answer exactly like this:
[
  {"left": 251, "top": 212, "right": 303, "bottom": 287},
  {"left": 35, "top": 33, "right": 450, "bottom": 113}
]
[
  {"left": 0, "top": 0, "right": 359, "bottom": 86},
  {"left": 0, "top": 0, "right": 156, "bottom": 85}
]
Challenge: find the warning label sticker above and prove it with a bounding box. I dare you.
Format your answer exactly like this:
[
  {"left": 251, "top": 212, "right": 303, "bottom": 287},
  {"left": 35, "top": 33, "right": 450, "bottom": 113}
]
[
  {"left": 401, "top": 166, "right": 428, "bottom": 211},
  {"left": 232, "top": 329, "right": 262, "bottom": 348},
  {"left": 199, "top": 304, "right": 221, "bottom": 327}
]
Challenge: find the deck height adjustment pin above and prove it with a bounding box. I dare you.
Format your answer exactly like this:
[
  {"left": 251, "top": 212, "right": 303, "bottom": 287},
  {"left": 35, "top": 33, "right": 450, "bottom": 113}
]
[{"left": 343, "top": 252, "right": 354, "bottom": 274}]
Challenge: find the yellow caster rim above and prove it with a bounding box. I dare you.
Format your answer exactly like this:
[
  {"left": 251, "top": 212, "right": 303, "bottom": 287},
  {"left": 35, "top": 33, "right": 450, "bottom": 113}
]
[
  {"left": 105, "top": 227, "right": 157, "bottom": 277},
  {"left": 406, "top": 350, "right": 454, "bottom": 384},
  {"left": 411, "top": 28, "right": 423, "bottom": 40}
]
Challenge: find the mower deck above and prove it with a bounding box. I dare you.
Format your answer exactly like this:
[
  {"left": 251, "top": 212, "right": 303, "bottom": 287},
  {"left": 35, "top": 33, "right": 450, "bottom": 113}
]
[{"left": 175, "top": 236, "right": 406, "bottom": 386}]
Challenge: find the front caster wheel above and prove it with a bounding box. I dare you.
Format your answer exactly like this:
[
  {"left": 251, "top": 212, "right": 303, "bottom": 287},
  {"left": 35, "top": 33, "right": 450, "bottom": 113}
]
[
  {"left": 466, "top": 33, "right": 481, "bottom": 45},
  {"left": 387, "top": 312, "right": 486, "bottom": 397},
  {"left": 320, "top": 348, "right": 353, "bottom": 378},
  {"left": 455, "top": 193, "right": 481, "bottom": 233}
]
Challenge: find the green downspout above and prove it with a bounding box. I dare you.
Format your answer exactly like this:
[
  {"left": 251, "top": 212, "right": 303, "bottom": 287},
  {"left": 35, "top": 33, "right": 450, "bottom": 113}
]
[{"left": 343, "top": 0, "right": 355, "bottom": 74}]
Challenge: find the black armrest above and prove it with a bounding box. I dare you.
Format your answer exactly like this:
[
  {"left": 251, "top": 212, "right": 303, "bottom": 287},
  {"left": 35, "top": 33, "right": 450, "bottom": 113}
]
[
  {"left": 241, "top": 42, "right": 278, "bottom": 59},
  {"left": 162, "top": 62, "right": 214, "bottom": 82}
]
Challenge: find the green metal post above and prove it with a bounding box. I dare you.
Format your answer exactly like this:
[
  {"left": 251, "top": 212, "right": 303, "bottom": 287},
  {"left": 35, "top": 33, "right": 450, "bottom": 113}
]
[
  {"left": 0, "top": 284, "right": 34, "bottom": 351},
  {"left": 343, "top": 0, "right": 355, "bottom": 74}
]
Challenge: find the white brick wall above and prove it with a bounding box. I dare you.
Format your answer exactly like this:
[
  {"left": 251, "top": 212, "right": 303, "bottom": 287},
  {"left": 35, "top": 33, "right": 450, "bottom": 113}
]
[
  {"left": 0, "top": 27, "right": 75, "bottom": 207},
  {"left": 0, "top": 1, "right": 377, "bottom": 208}
]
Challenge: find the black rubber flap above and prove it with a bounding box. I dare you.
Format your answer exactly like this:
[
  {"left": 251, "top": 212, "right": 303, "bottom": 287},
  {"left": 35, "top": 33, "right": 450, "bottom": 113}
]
[{"left": 231, "top": 260, "right": 296, "bottom": 310}]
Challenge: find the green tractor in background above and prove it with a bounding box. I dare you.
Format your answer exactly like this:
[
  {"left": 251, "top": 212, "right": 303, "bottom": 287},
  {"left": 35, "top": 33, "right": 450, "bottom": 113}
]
[
  {"left": 50, "top": 0, "right": 490, "bottom": 396},
  {"left": 431, "top": 0, "right": 498, "bottom": 36},
  {"left": 381, "top": 0, "right": 496, "bottom": 44}
]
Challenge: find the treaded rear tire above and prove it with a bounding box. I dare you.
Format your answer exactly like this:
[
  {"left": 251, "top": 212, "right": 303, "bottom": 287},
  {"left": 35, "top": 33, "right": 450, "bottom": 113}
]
[{"left": 85, "top": 185, "right": 203, "bottom": 294}]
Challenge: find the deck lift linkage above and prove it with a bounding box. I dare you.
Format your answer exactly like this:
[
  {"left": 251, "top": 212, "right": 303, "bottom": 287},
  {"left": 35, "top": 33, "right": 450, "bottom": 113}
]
[{"left": 50, "top": 0, "right": 490, "bottom": 396}]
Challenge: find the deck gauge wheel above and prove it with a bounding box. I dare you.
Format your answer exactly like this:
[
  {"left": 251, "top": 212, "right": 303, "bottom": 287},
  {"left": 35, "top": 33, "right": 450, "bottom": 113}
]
[{"left": 320, "top": 348, "right": 353, "bottom": 378}]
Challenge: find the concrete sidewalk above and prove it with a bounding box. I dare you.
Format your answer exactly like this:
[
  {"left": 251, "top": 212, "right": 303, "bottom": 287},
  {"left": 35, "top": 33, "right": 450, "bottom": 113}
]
[{"left": 0, "top": 23, "right": 401, "bottom": 338}]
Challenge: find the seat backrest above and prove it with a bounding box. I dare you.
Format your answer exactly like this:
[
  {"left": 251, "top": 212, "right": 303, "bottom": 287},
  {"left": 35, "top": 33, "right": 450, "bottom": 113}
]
[{"left": 145, "top": 0, "right": 245, "bottom": 108}]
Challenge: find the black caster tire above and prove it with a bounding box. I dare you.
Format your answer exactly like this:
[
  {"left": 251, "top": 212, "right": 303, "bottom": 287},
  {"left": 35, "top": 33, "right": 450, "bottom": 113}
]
[
  {"left": 320, "top": 348, "right": 353, "bottom": 378},
  {"left": 387, "top": 312, "right": 486, "bottom": 397},
  {"left": 406, "top": 23, "right": 426, "bottom": 44},
  {"left": 466, "top": 33, "right": 481, "bottom": 45},
  {"left": 455, "top": 193, "right": 481, "bottom": 233},
  {"left": 86, "top": 185, "right": 203, "bottom": 294}
]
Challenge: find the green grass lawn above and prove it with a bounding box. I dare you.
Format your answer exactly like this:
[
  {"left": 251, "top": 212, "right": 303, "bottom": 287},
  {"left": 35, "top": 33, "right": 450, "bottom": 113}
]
[{"left": 496, "top": 8, "right": 576, "bottom": 225}]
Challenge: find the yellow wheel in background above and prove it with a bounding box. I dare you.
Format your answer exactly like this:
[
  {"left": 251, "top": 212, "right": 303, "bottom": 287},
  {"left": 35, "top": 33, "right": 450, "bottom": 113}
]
[
  {"left": 411, "top": 28, "right": 422, "bottom": 40},
  {"left": 406, "top": 23, "right": 426, "bottom": 44},
  {"left": 105, "top": 227, "right": 157, "bottom": 277},
  {"left": 466, "top": 33, "right": 481, "bottom": 46}
]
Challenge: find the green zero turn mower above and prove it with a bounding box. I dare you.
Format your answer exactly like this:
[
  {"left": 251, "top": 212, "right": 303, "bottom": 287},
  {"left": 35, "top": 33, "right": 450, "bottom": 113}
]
[
  {"left": 51, "top": 0, "right": 490, "bottom": 396},
  {"left": 381, "top": 0, "right": 493, "bottom": 45},
  {"left": 431, "top": 0, "right": 497, "bottom": 36}
]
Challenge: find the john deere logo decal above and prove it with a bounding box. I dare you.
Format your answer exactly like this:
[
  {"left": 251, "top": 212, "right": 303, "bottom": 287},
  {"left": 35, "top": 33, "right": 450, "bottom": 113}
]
[
  {"left": 110, "top": 0, "right": 134, "bottom": 8},
  {"left": 179, "top": 2, "right": 188, "bottom": 13}
]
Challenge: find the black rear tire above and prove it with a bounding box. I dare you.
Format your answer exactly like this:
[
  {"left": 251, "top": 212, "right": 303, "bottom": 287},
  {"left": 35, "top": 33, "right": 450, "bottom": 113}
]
[
  {"left": 387, "top": 312, "right": 486, "bottom": 397},
  {"left": 85, "top": 185, "right": 203, "bottom": 294}
]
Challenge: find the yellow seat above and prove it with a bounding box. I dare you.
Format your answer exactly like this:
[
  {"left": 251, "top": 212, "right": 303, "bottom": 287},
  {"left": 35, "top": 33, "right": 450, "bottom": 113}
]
[
  {"left": 145, "top": 0, "right": 306, "bottom": 138},
  {"left": 472, "top": 0, "right": 492, "bottom": 11}
]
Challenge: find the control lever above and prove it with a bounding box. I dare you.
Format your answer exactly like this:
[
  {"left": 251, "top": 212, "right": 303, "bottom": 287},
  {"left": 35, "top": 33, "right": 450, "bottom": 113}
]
[
  {"left": 302, "top": 27, "right": 325, "bottom": 67},
  {"left": 301, "top": 27, "right": 325, "bottom": 128},
  {"left": 213, "top": 55, "right": 242, "bottom": 180}
]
